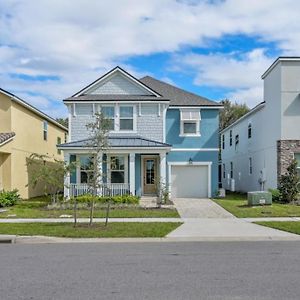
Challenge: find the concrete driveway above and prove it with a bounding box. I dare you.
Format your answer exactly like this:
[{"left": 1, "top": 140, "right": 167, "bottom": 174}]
[{"left": 168, "top": 198, "right": 300, "bottom": 241}]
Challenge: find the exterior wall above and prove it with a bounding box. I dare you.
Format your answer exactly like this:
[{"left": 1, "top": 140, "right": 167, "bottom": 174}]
[
  {"left": 0, "top": 93, "right": 12, "bottom": 132},
  {"left": 0, "top": 94, "right": 67, "bottom": 198},
  {"left": 70, "top": 103, "right": 164, "bottom": 142},
  {"left": 0, "top": 153, "right": 11, "bottom": 191}
]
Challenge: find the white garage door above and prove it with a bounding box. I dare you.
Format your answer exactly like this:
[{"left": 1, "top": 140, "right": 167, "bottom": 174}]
[{"left": 171, "top": 165, "right": 209, "bottom": 198}]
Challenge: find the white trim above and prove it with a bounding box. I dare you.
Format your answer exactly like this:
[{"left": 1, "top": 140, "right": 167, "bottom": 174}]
[
  {"left": 64, "top": 100, "right": 169, "bottom": 104},
  {"left": 162, "top": 104, "right": 167, "bottom": 143},
  {"left": 73, "top": 67, "right": 161, "bottom": 97},
  {"left": 171, "top": 148, "right": 219, "bottom": 152},
  {"left": 168, "top": 161, "right": 212, "bottom": 198},
  {"left": 0, "top": 89, "right": 68, "bottom": 131},
  {"left": 129, "top": 153, "right": 135, "bottom": 195},
  {"left": 59, "top": 147, "right": 171, "bottom": 152},
  {"left": 169, "top": 106, "right": 222, "bottom": 109}
]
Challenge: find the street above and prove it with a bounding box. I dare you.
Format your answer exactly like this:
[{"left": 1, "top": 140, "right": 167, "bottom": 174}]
[{"left": 1, "top": 241, "right": 300, "bottom": 299}]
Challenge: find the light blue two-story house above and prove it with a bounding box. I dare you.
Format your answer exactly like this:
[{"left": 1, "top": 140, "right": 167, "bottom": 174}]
[{"left": 58, "top": 67, "right": 222, "bottom": 199}]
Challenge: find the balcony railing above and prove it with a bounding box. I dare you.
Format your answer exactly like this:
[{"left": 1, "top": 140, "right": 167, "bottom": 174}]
[{"left": 69, "top": 183, "right": 130, "bottom": 198}]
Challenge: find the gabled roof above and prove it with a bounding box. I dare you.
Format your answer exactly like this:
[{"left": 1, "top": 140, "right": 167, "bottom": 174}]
[
  {"left": 0, "top": 88, "right": 68, "bottom": 132},
  {"left": 0, "top": 132, "right": 15, "bottom": 146},
  {"left": 140, "top": 76, "right": 222, "bottom": 107},
  {"left": 58, "top": 136, "right": 171, "bottom": 149},
  {"left": 71, "top": 66, "right": 162, "bottom": 98}
]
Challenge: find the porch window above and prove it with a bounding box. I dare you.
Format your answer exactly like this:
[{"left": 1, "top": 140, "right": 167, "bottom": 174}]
[
  {"left": 110, "top": 156, "right": 125, "bottom": 183},
  {"left": 80, "top": 156, "right": 94, "bottom": 184},
  {"left": 180, "top": 109, "right": 200, "bottom": 136},
  {"left": 119, "top": 106, "right": 134, "bottom": 130},
  {"left": 102, "top": 106, "right": 115, "bottom": 131}
]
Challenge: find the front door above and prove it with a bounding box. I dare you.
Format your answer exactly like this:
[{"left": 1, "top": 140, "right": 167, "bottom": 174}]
[{"left": 143, "top": 157, "right": 157, "bottom": 195}]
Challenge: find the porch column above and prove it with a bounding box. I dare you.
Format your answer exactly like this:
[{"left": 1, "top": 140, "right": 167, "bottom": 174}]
[
  {"left": 64, "top": 152, "right": 70, "bottom": 199},
  {"left": 129, "top": 153, "right": 135, "bottom": 195},
  {"left": 160, "top": 152, "right": 167, "bottom": 188}
]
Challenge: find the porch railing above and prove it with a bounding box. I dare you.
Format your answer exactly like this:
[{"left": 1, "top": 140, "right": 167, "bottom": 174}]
[{"left": 69, "top": 183, "right": 130, "bottom": 198}]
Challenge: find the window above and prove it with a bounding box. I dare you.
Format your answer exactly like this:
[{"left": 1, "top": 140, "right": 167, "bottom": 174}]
[
  {"left": 294, "top": 153, "right": 300, "bottom": 176},
  {"left": 57, "top": 137, "right": 61, "bottom": 155},
  {"left": 79, "top": 156, "right": 94, "bottom": 184},
  {"left": 230, "top": 162, "right": 233, "bottom": 179},
  {"left": 222, "top": 134, "right": 225, "bottom": 149},
  {"left": 119, "top": 106, "right": 134, "bottom": 130},
  {"left": 43, "top": 121, "right": 48, "bottom": 141},
  {"left": 223, "top": 163, "right": 226, "bottom": 179},
  {"left": 249, "top": 157, "right": 252, "bottom": 175},
  {"left": 180, "top": 109, "right": 200, "bottom": 136},
  {"left": 110, "top": 156, "right": 126, "bottom": 183},
  {"left": 248, "top": 123, "right": 252, "bottom": 139},
  {"left": 230, "top": 130, "right": 232, "bottom": 146},
  {"left": 64, "top": 133, "right": 67, "bottom": 143},
  {"left": 235, "top": 134, "right": 239, "bottom": 150},
  {"left": 102, "top": 106, "right": 115, "bottom": 130}
]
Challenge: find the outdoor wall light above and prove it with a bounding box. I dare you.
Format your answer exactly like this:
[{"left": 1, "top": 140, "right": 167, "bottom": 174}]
[{"left": 189, "top": 158, "right": 193, "bottom": 165}]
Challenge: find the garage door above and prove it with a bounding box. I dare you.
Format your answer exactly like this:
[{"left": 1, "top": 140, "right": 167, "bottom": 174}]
[{"left": 171, "top": 165, "right": 209, "bottom": 198}]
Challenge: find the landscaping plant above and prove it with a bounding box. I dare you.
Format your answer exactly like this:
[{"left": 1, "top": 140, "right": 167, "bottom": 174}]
[
  {"left": 0, "top": 189, "right": 20, "bottom": 207},
  {"left": 278, "top": 159, "right": 300, "bottom": 204}
]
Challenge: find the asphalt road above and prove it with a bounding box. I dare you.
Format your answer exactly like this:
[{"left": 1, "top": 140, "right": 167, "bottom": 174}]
[{"left": 1, "top": 241, "right": 300, "bottom": 300}]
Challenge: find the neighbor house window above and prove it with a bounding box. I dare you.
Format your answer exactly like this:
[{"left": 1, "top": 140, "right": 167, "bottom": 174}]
[
  {"left": 248, "top": 123, "right": 252, "bottom": 139},
  {"left": 222, "top": 134, "right": 225, "bottom": 149},
  {"left": 102, "top": 106, "right": 115, "bottom": 131},
  {"left": 230, "top": 162, "right": 233, "bottom": 179},
  {"left": 294, "top": 153, "right": 300, "bottom": 176},
  {"left": 230, "top": 130, "right": 232, "bottom": 146},
  {"left": 119, "top": 106, "right": 134, "bottom": 130},
  {"left": 223, "top": 163, "right": 226, "bottom": 179},
  {"left": 43, "top": 121, "right": 48, "bottom": 141},
  {"left": 235, "top": 134, "right": 239, "bottom": 150},
  {"left": 180, "top": 109, "right": 200, "bottom": 136},
  {"left": 79, "top": 156, "right": 94, "bottom": 184},
  {"left": 57, "top": 137, "right": 61, "bottom": 155},
  {"left": 249, "top": 157, "right": 252, "bottom": 175},
  {"left": 110, "top": 156, "right": 126, "bottom": 183},
  {"left": 64, "top": 133, "right": 67, "bottom": 143}
]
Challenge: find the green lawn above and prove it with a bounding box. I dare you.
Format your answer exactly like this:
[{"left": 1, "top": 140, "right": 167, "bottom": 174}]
[
  {"left": 255, "top": 221, "right": 300, "bottom": 235},
  {"left": 0, "top": 197, "right": 179, "bottom": 219},
  {"left": 214, "top": 192, "right": 300, "bottom": 218},
  {"left": 0, "top": 222, "right": 182, "bottom": 238}
]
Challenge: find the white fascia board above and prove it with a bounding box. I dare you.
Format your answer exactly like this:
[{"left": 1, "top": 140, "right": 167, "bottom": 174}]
[
  {"left": 73, "top": 67, "right": 161, "bottom": 97},
  {"left": 169, "top": 106, "right": 223, "bottom": 109}
]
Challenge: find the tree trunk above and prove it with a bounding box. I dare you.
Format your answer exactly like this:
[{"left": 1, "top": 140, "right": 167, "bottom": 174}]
[
  {"left": 89, "top": 199, "right": 95, "bottom": 226},
  {"left": 105, "top": 201, "right": 110, "bottom": 227},
  {"left": 73, "top": 198, "right": 77, "bottom": 227}
]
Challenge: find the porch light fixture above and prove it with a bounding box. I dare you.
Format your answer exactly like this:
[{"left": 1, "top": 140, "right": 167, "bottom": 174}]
[{"left": 189, "top": 158, "right": 193, "bottom": 165}]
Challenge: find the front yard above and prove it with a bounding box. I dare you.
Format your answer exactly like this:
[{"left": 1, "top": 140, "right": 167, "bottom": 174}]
[
  {"left": 0, "top": 196, "right": 180, "bottom": 219},
  {"left": 255, "top": 221, "right": 300, "bottom": 235},
  {"left": 214, "top": 192, "right": 300, "bottom": 218},
  {"left": 0, "top": 222, "right": 182, "bottom": 238}
]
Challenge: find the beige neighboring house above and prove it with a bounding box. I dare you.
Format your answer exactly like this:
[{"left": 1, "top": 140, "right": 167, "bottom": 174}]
[{"left": 0, "top": 88, "right": 68, "bottom": 199}]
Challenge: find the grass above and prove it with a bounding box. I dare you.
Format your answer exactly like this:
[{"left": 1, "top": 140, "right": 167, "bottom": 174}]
[
  {"left": 214, "top": 192, "right": 300, "bottom": 218},
  {"left": 0, "top": 222, "right": 182, "bottom": 238},
  {"left": 0, "top": 196, "right": 179, "bottom": 219},
  {"left": 255, "top": 221, "right": 300, "bottom": 235}
]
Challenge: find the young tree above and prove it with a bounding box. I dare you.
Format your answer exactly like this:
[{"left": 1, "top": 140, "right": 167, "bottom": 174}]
[
  {"left": 56, "top": 118, "right": 68, "bottom": 128},
  {"left": 278, "top": 159, "right": 300, "bottom": 204},
  {"left": 85, "top": 112, "right": 111, "bottom": 226},
  {"left": 219, "top": 99, "right": 250, "bottom": 131}
]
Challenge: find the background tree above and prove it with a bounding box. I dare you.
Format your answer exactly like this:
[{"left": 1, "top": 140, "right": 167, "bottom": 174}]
[
  {"left": 56, "top": 118, "right": 68, "bottom": 128},
  {"left": 219, "top": 99, "right": 250, "bottom": 131},
  {"left": 278, "top": 159, "right": 300, "bottom": 204},
  {"left": 85, "top": 112, "right": 111, "bottom": 226}
]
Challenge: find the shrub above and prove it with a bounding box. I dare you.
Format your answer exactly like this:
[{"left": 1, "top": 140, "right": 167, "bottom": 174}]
[
  {"left": 268, "top": 189, "right": 281, "bottom": 203},
  {"left": 278, "top": 159, "right": 300, "bottom": 203},
  {"left": 71, "top": 194, "right": 139, "bottom": 205},
  {"left": 0, "top": 189, "right": 20, "bottom": 207}
]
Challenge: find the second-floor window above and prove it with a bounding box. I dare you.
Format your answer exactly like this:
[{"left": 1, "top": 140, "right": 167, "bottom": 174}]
[
  {"left": 120, "top": 106, "right": 134, "bottom": 131},
  {"left": 180, "top": 109, "right": 200, "bottom": 136},
  {"left": 248, "top": 123, "right": 252, "bottom": 139},
  {"left": 43, "top": 121, "right": 48, "bottom": 141},
  {"left": 235, "top": 134, "right": 239, "bottom": 150},
  {"left": 102, "top": 106, "right": 115, "bottom": 131}
]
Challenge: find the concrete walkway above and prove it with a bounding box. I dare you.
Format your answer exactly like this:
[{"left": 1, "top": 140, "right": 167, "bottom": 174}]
[{"left": 167, "top": 198, "right": 300, "bottom": 240}]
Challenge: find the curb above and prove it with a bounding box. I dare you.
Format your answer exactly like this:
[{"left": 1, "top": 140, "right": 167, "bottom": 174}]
[{"left": 0, "top": 235, "right": 16, "bottom": 244}]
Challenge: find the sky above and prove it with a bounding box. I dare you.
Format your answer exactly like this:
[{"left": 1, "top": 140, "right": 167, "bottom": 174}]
[{"left": 1, "top": 0, "right": 300, "bottom": 118}]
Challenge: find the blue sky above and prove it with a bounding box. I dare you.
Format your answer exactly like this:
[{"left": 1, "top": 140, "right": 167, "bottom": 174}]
[{"left": 0, "top": 0, "right": 299, "bottom": 117}]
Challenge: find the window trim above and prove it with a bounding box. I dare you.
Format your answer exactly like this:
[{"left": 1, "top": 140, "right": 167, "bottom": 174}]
[
  {"left": 107, "top": 155, "right": 128, "bottom": 184},
  {"left": 179, "top": 109, "right": 201, "bottom": 137},
  {"left": 101, "top": 105, "right": 116, "bottom": 131},
  {"left": 119, "top": 105, "right": 135, "bottom": 131},
  {"left": 43, "top": 121, "right": 48, "bottom": 141},
  {"left": 78, "top": 155, "right": 94, "bottom": 184}
]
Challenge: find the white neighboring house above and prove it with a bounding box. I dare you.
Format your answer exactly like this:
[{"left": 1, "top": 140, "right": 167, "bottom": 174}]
[{"left": 221, "top": 57, "right": 300, "bottom": 192}]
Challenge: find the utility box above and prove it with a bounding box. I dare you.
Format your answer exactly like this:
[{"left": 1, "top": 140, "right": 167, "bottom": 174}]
[{"left": 248, "top": 191, "right": 272, "bottom": 206}]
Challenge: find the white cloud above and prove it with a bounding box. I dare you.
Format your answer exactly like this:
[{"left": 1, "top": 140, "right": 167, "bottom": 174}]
[{"left": 1, "top": 0, "right": 300, "bottom": 115}]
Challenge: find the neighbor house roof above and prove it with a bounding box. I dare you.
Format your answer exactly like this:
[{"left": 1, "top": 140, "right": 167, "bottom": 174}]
[
  {"left": 140, "top": 76, "right": 222, "bottom": 107},
  {"left": 58, "top": 136, "right": 171, "bottom": 149},
  {"left": 0, "top": 132, "right": 15, "bottom": 146},
  {"left": 0, "top": 88, "right": 68, "bottom": 132}
]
